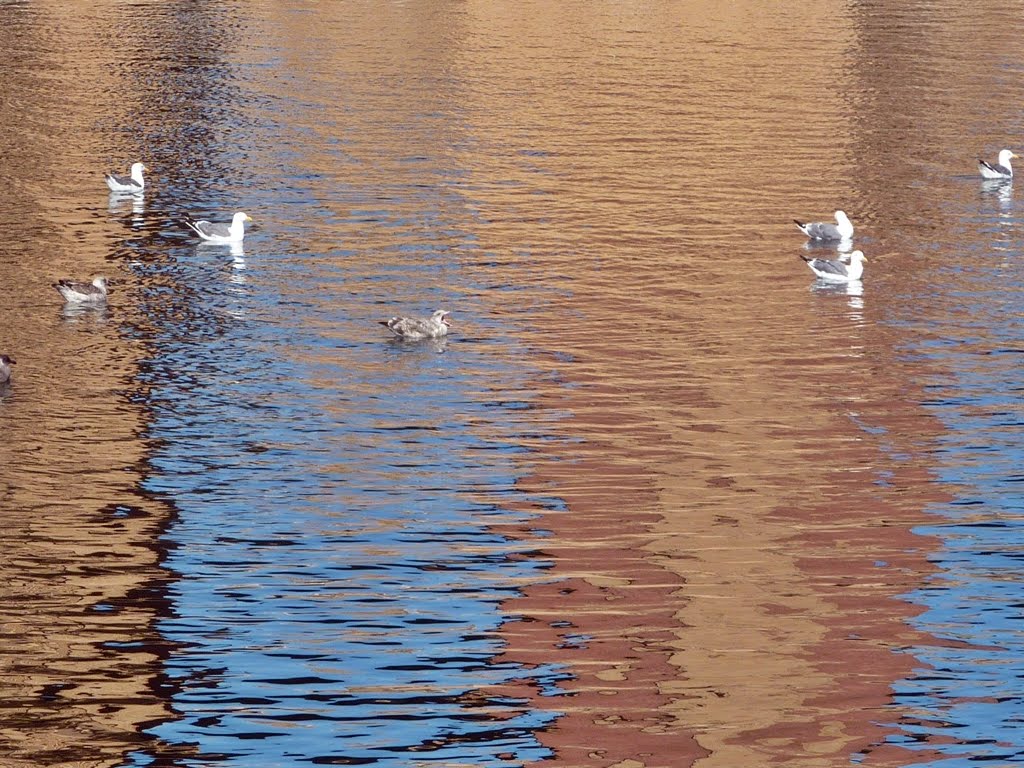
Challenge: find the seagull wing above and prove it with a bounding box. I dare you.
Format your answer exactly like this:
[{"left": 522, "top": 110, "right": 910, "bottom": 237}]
[
  {"left": 796, "top": 220, "right": 843, "bottom": 240},
  {"left": 979, "top": 159, "right": 1012, "bottom": 177},
  {"left": 57, "top": 279, "right": 104, "bottom": 296},
  {"left": 382, "top": 316, "right": 432, "bottom": 338},
  {"left": 807, "top": 258, "right": 850, "bottom": 277}
]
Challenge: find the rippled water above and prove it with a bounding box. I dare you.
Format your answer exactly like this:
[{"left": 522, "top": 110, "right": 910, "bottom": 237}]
[{"left": 3, "top": 1, "right": 1024, "bottom": 766}]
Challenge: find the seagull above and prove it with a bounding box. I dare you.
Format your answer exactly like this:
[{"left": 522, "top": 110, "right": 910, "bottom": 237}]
[
  {"left": 53, "top": 276, "right": 109, "bottom": 303},
  {"left": 0, "top": 354, "right": 15, "bottom": 384},
  {"left": 801, "top": 250, "right": 868, "bottom": 282},
  {"left": 380, "top": 309, "right": 452, "bottom": 340},
  {"left": 978, "top": 149, "right": 1018, "bottom": 180},
  {"left": 794, "top": 210, "right": 854, "bottom": 241},
  {"left": 184, "top": 211, "right": 253, "bottom": 243},
  {"left": 105, "top": 162, "right": 146, "bottom": 193}
]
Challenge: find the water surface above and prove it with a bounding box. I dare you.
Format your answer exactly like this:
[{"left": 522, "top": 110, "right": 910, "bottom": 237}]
[{"left": 1, "top": 1, "right": 1024, "bottom": 767}]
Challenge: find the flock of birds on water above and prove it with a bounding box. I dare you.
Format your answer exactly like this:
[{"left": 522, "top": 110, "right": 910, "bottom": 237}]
[
  {"left": 793, "top": 148, "right": 1019, "bottom": 285},
  {"left": 0, "top": 162, "right": 454, "bottom": 387},
  {"left": 0, "top": 148, "right": 1017, "bottom": 387}
]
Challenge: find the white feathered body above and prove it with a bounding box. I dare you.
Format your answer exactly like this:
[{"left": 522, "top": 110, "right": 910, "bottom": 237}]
[
  {"left": 105, "top": 162, "right": 146, "bottom": 192},
  {"left": 185, "top": 211, "right": 252, "bottom": 243},
  {"left": 802, "top": 251, "right": 867, "bottom": 283}
]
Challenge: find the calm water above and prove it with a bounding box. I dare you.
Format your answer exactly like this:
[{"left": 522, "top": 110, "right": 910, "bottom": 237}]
[{"left": 2, "top": 1, "right": 1024, "bottom": 767}]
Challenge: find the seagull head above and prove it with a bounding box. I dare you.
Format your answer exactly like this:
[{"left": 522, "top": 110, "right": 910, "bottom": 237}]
[
  {"left": 999, "top": 149, "right": 1020, "bottom": 165},
  {"left": 234, "top": 212, "right": 253, "bottom": 225},
  {"left": 93, "top": 276, "right": 109, "bottom": 290},
  {"left": 0, "top": 355, "right": 15, "bottom": 366},
  {"left": 432, "top": 309, "right": 452, "bottom": 326},
  {"left": 849, "top": 250, "right": 867, "bottom": 263}
]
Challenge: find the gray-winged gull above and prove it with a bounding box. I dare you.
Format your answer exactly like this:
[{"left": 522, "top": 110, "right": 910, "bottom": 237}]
[
  {"left": 105, "top": 162, "right": 146, "bottom": 193},
  {"left": 794, "top": 210, "right": 854, "bottom": 241},
  {"left": 979, "top": 149, "right": 1018, "bottom": 180},
  {"left": 801, "top": 250, "right": 867, "bottom": 282},
  {"left": 184, "top": 211, "right": 253, "bottom": 243}
]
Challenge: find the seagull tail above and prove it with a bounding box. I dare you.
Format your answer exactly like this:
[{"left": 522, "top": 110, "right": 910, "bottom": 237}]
[
  {"left": 798, "top": 255, "right": 813, "bottom": 263},
  {"left": 793, "top": 220, "right": 808, "bottom": 233},
  {"left": 183, "top": 217, "right": 201, "bottom": 235}
]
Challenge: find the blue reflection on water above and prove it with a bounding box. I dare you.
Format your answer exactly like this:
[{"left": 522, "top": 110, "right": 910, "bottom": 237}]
[
  {"left": 126, "top": 246, "right": 562, "bottom": 765},
  {"left": 886, "top": 202, "right": 1024, "bottom": 765},
  {"left": 113, "top": 157, "right": 564, "bottom": 765}
]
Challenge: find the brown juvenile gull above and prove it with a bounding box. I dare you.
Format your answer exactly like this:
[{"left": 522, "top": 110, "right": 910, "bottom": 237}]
[
  {"left": 794, "top": 210, "right": 854, "bottom": 241},
  {"left": 380, "top": 309, "right": 452, "bottom": 340},
  {"left": 800, "top": 250, "right": 867, "bottom": 282},
  {"left": 53, "top": 276, "right": 109, "bottom": 304},
  {"left": 105, "top": 162, "right": 146, "bottom": 193}
]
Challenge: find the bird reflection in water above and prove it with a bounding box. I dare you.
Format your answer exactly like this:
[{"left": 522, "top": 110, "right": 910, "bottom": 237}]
[
  {"left": 386, "top": 335, "right": 449, "bottom": 354},
  {"left": 228, "top": 242, "right": 246, "bottom": 283},
  {"left": 803, "top": 237, "right": 853, "bottom": 255},
  {"left": 810, "top": 278, "right": 864, "bottom": 322},
  {"left": 107, "top": 190, "right": 145, "bottom": 225},
  {"left": 60, "top": 302, "right": 110, "bottom": 324},
  {"left": 980, "top": 178, "right": 1014, "bottom": 213}
]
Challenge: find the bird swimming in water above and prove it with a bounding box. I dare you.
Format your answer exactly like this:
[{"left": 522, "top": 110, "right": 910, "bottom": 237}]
[
  {"left": 184, "top": 211, "right": 253, "bottom": 243},
  {"left": 800, "top": 250, "right": 868, "bottom": 282},
  {"left": 53, "top": 276, "right": 109, "bottom": 304},
  {"left": 0, "top": 354, "right": 15, "bottom": 384},
  {"left": 978, "top": 149, "right": 1018, "bottom": 180},
  {"left": 379, "top": 309, "right": 452, "bottom": 340},
  {"left": 105, "top": 162, "right": 146, "bottom": 193},
  {"left": 794, "top": 210, "right": 854, "bottom": 241}
]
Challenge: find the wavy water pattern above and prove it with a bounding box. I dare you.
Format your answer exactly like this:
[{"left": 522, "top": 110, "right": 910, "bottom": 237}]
[{"left": 4, "top": 2, "right": 1024, "bottom": 768}]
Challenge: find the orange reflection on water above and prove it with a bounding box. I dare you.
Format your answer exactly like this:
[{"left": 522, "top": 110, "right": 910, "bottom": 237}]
[{"left": 442, "top": 1, "right": 960, "bottom": 765}]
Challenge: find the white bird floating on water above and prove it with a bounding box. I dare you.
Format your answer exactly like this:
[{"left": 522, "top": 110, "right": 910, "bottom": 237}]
[
  {"left": 380, "top": 309, "right": 452, "bottom": 340},
  {"left": 53, "top": 276, "right": 109, "bottom": 304},
  {"left": 184, "top": 211, "right": 253, "bottom": 243},
  {"left": 794, "top": 210, "right": 854, "bottom": 241},
  {"left": 978, "top": 149, "right": 1018, "bottom": 180},
  {"left": 0, "top": 354, "right": 15, "bottom": 384},
  {"left": 801, "top": 250, "right": 868, "bottom": 282},
  {"left": 105, "top": 162, "right": 146, "bottom": 193}
]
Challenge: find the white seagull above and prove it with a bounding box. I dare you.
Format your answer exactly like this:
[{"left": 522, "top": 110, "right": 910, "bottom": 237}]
[
  {"left": 105, "top": 162, "right": 146, "bottom": 193},
  {"left": 978, "top": 149, "right": 1018, "bottom": 180},
  {"left": 380, "top": 309, "right": 452, "bottom": 340},
  {"left": 0, "top": 354, "right": 14, "bottom": 384},
  {"left": 794, "top": 210, "right": 854, "bottom": 241},
  {"left": 53, "top": 276, "right": 109, "bottom": 304},
  {"left": 801, "top": 250, "right": 868, "bottom": 282},
  {"left": 184, "top": 211, "right": 253, "bottom": 243}
]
